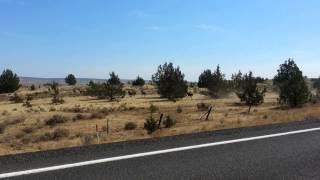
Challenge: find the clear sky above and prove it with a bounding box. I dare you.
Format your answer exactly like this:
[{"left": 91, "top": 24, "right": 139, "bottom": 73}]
[{"left": 0, "top": 0, "right": 320, "bottom": 81}]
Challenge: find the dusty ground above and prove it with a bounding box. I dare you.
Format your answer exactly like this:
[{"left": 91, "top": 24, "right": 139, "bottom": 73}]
[{"left": 0, "top": 85, "right": 320, "bottom": 156}]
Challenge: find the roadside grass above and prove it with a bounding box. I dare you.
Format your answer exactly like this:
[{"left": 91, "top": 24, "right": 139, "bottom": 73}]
[{"left": 0, "top": 86, "right": 319, "bottom": 156}]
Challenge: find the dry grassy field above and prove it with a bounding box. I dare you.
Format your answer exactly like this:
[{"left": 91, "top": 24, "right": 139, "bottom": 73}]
[{"left": 0, "top": 85, "right": 320, "bottom": 156}]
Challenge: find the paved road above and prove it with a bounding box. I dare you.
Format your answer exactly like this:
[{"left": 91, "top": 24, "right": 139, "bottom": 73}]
[{"left": 1, "top": 119, "right": 320, "bottom": 180}]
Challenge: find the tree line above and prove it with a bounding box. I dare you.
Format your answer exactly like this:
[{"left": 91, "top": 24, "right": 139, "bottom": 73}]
[{"left": 0, "top": 59, "right": 315, "bottom": 111}]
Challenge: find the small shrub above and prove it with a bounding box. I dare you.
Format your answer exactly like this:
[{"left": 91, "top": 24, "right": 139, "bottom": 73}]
[
  {"left": 30, "top": 84, "right": 36, "bottom": 91},
  {"left": 10, "top": 116, "right": 25, "bottom": 125},
  {"left": 72, "top": 114, "right": 88, "bottom": 121},
  {"left": 22, "top": 127, "right": 34, "bottom": 134},
  {"left": 49, "top": 107, "right": 56, "bottom": 112},
  {"left": 0, "top": 123, "right": 7, "bottom": 134},
  {"left": 45, "top": 115, "right": 68, "bottom": 127},
  {"left": 124, "top": 122, "right": 137, "bottom": 130},
  {"left": 119, "top": 103, "right": 127, "bottom": 111},
  {"left": 52, "top": 97, "right": 65, "bottom": 104},
  {"left": 163, "top": 116, "right": 176, "bottom": 128},
  {"left": 90, "top": 112, "right": 106, "bottom": 119},
  {"left": 15, "top": 132, "right": 26, "bottom": 139},
  {"left": 263, "top": 115, "right": 268, "bottom": 119},
  {"left": 144, "top": 115, "right": 158, "bottom": 134},
  {"left": 102, "top": 126, "right": 108, "bottom": 132},
  {"left": 39, "top": 107, "right": 46, "bottom": 112},
  {"left": 38, "top": 128, "right": 69, "bottom": 141},
  {"left": 81, "top": 135, "right": 95, "bottom": 145},
  {"left": 197, "top": 102, "right": 210, "bottom": 111},
  {"left": 75, "top": 132, "right": 84, "bottom": 138},
  {"left": 2, "top": 110, "right": 8, "bottom": 116},
  {"left": 176, "top": 106, "right": 182, "bottom": 113},
  {"left": 67, "top": 106, "right": 84, "bottom": 113},
  {"left": 149, "top": 104, "right": 158, "bottom": 114},
  {"left": 99, "top": 107, "right": 109, "bottom": 115},
  {"left": 38, "top": 132, "right": 53, "bottom": 141},
  {"left": 21, "top": 136, "right": 32, "bottom": 144},
  {"left": 23, "top": 101, "right": 32, "bottom": 108},
  {"left": 52, "top": 128, "right": 69, "bottom": 140},
  {"left": 50, "top": 82, "right": 65, "bottom": 104}
]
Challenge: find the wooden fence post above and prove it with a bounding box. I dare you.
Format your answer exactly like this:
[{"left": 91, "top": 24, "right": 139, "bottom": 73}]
[
  {"left": 158, "top": 113, "right": 164, "bottom": 129},
  {"left": 205, "top": 106, "right": 213, "bottom": 120},
  {"left": 96, "top": 124, "right": 100, "bottom": 144}
]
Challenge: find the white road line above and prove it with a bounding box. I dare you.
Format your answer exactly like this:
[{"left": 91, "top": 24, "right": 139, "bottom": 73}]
[{"left": 1, "top": 127, "right": 320, "bottom": 179}]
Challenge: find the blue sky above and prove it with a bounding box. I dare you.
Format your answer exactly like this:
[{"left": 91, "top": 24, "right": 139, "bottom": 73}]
[{"left": 0, "top": 0, "right": 320, "bottom": 81}]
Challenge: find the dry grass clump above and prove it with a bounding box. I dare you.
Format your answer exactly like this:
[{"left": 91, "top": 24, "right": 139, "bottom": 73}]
[
  {"left": 72, "top": 114, "right": 89, "bottom": 121},
  {"left": 21, "top": 135, "right": 33, "bottom": 144},
  {"left": 62, "top": 105, "right": 87, "bottom": 113},
  {"left": 15, "top": 131, "right": 26, "bottom": 139},
  {"left": 38, "top": 128, "right": 70, "bottom": 141},
  {"left": 163, "top": 116, "right": 176, "bottom": 128},
  {"left": 90, "top": 112, "right": 106, "bottom": 119},
  {"left": 22, "top": 127, "right": 34, "bottom": 134},
  {"left": 45, "top": 115, "right": 68, "bottom": 127},
  {"left": 0, "top": 123, "right": 7, "bottom": 134},
  {"left": 99, "top": 107, "right": 110, "bottom": 115},
  {"left": 176, "top": 106, "right": 183, "bottom": 113},
  {"left": 124, "top": 122, "right": 137, "bottom": 130},
  {"left": 9, "top": 116, "right": 26, "bottom": 125},
  {"left": 2, "top": 110, "right": 9, "bottom": 116},
  {"left": 70, "top": 107, "right": 109, "bottom": 121},
  {"left": 49, "top": 107, "right": 56, "bottom": 112},
  {"left": 0, "top": 116, "right": 26, "bottom": 134},
  {"left": 197, "top": 102, "right": 210, "bottom": 111},
  {"left": 9, "top": 93, "right": 24, "bottom": 103},
  {"left": 118, "top": 103, "right": 127, "bottom": 111},
  {"left": 81, "top": 134, "right": 95, "bottom": 145},
  {"left": 149, "top": 104, "right": 159, "bottom": 113}
]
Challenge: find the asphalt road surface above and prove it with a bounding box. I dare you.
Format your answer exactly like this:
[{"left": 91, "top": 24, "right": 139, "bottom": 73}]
[{"left": 1, "top": 119, "right": 320, "bottom": 180}]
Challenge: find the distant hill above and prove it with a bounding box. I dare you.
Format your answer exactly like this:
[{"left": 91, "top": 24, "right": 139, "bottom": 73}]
[{"left": 20, "top": 77, "right": 132, "bottom": 86}]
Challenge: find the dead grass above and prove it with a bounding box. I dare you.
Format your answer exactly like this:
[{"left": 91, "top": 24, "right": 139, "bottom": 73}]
[{"left": 0, "top": 87, "right": 319, "bottom": 156}]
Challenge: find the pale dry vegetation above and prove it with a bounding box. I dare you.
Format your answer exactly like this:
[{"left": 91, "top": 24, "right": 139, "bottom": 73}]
[{"left": 0, "top": 84, "right": 320, "bottom": 156}]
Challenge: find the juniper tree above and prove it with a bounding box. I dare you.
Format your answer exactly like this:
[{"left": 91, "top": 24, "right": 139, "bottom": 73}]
[
  {"left": 207, "top": 65, "right": 227, "bottom": 97},
  {"left": 274, "top": 59, "right": 310, "bottom": 108},
  {"left": 198, "top": 69, "right": 212, "bottom": 88},
  {"left": 313, "top": 77, "right": 320, "bottom": 96},
  {"left": 65, "top": 74, "right": 77, "bottom": 86},
  {"left": 86, "top": 72, "right": 125, "bottom": 101},
  {"left": 50, "top": 82, "right": 64, "bottom": 104},
  {"left": 152, "top": 62, "right": 188, "bottom": 100},
  {"left": 0, "top": 69, "right": 20, "bottom": 94},
  {"left": 235, "top": 71, "right": 266, "bottom": 113},
  {"left": 132, "top": 76, "right": 145, "bottom": 86}
]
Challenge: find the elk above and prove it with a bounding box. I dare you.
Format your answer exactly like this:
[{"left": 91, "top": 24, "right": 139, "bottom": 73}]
[
  {"left": 187, "top": 92, "right": 193, "bottom": 98},
  {"left": 141, "top": 90, "right": 147, "bottom": 96},
  {"left": 127, "top": 89, "right": 137, "bottom": 97}
]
